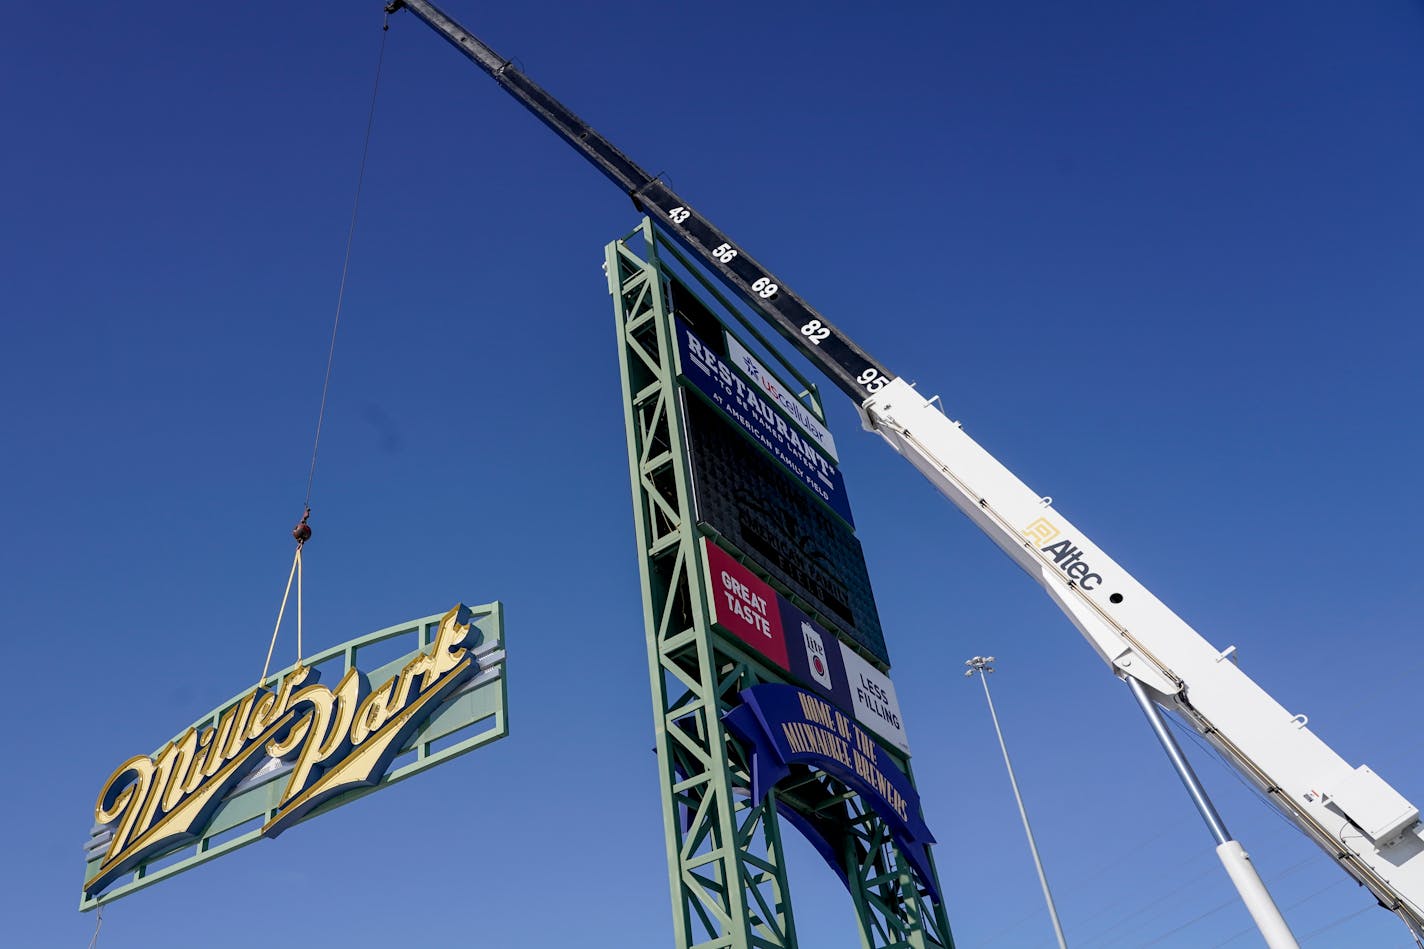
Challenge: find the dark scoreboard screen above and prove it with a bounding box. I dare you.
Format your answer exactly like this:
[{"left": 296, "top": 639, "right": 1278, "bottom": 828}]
[{"left": 679, "top": 388, "right": 889, "bottom": 665}]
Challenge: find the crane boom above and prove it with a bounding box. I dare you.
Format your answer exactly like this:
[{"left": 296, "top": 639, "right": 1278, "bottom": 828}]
[
  {"left": 386, "top": 0, "right": 889, "bottom": 405},
  {"left": 386, "top": 1, "right": 1424, "bottom": 940}
]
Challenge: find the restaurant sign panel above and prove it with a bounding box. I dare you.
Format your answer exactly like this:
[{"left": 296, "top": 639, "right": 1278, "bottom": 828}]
[{"left": 675, "top": 320, "right": 854, "bottom": 526}]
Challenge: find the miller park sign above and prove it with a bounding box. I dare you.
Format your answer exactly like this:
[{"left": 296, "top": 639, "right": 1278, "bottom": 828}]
[{"left": 81, "top": 603, "right": 508, "bottom": 908}]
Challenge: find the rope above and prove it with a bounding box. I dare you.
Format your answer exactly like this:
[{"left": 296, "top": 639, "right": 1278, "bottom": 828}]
[
  {"left": 260, "top": 547, "right": 302, "bottom": 685},
  {"left": 303, "top": 14, "right": 390, "bottom": 509},
  {"left": 296, "top": 544, "right": 303, "bottom": 665},
  {"left": 87, "top": 906, "right": 103, "bottom": 949}
]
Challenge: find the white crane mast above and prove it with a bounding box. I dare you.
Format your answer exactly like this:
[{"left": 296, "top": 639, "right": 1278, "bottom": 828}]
[{"left": 861, "top": 377, "right": 1424, "bottom": 942}]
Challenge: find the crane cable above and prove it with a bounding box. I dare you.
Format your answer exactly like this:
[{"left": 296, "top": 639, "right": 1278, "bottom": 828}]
[{"left": 259, "top": 14, "right": 390, "bottom": 686}]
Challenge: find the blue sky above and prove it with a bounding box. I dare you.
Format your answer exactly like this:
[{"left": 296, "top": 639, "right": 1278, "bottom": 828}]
[{"left": 3, "top": 2, "right": 1421, "bottom": 946}]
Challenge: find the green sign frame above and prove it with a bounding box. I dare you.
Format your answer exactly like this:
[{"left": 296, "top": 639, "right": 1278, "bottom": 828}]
[{"left": 80, "top": 603, "right": 507, "bottom": 910}]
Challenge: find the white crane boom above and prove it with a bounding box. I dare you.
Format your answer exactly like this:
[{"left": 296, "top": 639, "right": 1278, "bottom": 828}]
[
  {"left": 389, "top": 0, "right": 1424, "bottom": 940},
  {"left": 862, "top": 378, "right": 1424, "bottom": 940}
]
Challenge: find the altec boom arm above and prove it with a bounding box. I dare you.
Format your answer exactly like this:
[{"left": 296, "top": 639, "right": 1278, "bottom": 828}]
[
  {"left": 862, "top": 381, "right": 1424, "bottom": 938},
  {"left": 389, "top": 0, "right": 1424, "bottom": 939}
]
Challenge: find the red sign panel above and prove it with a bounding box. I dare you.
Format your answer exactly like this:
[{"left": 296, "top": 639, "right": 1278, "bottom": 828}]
[{"left": 704, "top": 540, "right": 789, "bottom": 670}]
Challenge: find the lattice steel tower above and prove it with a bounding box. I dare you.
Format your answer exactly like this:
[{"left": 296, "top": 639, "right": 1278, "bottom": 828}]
[{"left": 609, "top": 219, "right": 954, "bottom": 949}]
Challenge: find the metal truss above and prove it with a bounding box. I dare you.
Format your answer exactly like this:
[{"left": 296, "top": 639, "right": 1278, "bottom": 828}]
[{"left": 609, "top": 219, "right": 954, "bottom": 949}]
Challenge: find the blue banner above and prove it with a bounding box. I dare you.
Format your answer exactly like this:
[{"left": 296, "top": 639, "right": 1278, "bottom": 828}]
[
  {"left": 722, "top": 683, "right": 938, "bottom": 900},
  {"left": 676, "top": 321, "right": 855, "bottom": 527}
]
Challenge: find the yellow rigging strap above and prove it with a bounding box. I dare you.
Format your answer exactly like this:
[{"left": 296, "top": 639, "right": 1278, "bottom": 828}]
[{"left": 259, "top": 520, "right": 308, "bottom": 685}]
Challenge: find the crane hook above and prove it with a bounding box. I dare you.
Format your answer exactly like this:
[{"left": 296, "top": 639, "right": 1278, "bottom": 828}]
[{"left": 292, "top": 507, "right": 312, "bottom": 545}]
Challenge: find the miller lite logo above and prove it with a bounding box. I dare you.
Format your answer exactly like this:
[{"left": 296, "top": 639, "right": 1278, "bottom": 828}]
[{"left": 802, "top": 623, "right": 832, "bottom": 689}]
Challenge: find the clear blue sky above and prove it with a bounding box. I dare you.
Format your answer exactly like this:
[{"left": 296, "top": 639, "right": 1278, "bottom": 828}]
[{"left": 3, "top": 2, "right": 1421, "bottom": 946}]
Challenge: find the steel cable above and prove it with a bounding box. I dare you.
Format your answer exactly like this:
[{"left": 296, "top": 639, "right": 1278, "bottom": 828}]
[{"left": 304, "top": 13, "right": 389, "bottom": 509}]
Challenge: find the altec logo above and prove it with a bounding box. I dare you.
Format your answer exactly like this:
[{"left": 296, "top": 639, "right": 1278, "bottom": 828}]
[
  {"left": 1040, "top": 538, "right": 1104, "bottom": 591},
  {"left": 1023, "top": 519, "right": 1104, "bottom": 590},
  {"left": 1022, "top": 517, "right": 1060, "bottom": 546}
]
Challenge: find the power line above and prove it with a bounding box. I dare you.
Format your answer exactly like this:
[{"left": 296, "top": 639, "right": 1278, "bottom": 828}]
[
  {"left": 1124, "top": 854, "right": 1353, "bottom": 946},
  {"left": 1209, "top": 861, "right": 1338, "bottom": 947},
  {"left": 1074, "top": 857, "right": 1229, "bottom": 948},
  {"left": 1136, "top": 893, "right": 1239, "bottom": 948},
  {"left": 1076, "top": 803, "right": 1311, "bottom": 947},
  {"left": 979, "top": 817, "right": 1201, "bottom": 947},
  {"left": 1297, "top": 904, "right": 1376, "bottom": 944}
]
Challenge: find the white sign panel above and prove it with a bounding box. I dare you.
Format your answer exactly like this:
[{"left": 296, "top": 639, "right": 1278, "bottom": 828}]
[
  {"left": 725, "top": 333, "right": 838, "bottom": 462},
  {"left": 839, "top": 642, "right": 910, "bottom": 754}
]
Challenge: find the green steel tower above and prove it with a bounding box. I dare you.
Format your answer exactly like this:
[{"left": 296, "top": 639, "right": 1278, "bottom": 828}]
[{"left": 609, "top": 219, "right": 954, "bottom": 949}]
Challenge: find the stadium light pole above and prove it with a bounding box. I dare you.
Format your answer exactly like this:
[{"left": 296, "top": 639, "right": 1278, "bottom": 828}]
[{"left": 965, "top": 655, "right": 1069, "bottom": 949}]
